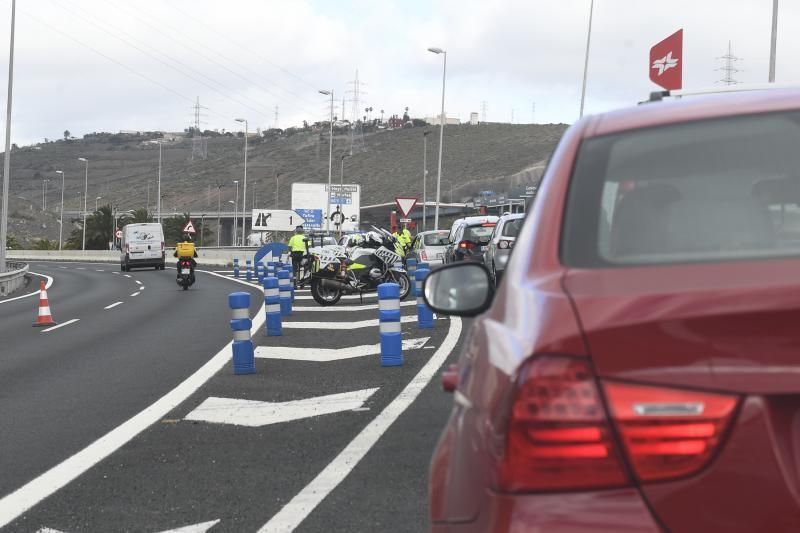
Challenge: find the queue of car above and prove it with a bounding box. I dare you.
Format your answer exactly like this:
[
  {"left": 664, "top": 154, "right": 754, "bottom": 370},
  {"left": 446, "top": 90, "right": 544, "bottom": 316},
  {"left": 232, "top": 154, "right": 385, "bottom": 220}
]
[{"left": 423, "top": 86, "right": 800, "bottom": 532}]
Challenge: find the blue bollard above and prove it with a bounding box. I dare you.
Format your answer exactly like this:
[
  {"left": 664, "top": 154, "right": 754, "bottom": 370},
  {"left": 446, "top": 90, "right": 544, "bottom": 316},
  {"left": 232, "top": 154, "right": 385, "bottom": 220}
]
[
  {"left": 264, "top": 277, "right": 282, "bottom": 336},
  {"left": 233, "top": 258, "right": 240, "bottom": 278},
  {"left": 229, "top": 292, "right": 255, "bottom": 374},
  {"left": 283, "top": 265, "right": 295, "bottom": 302},
  {"left": 417, "top": 262, "right": 429, "bottom": 272},
  {"left": 416, "top": 268, "right": 434, "bottom": 328},
  {"left": 246, "top": 259, "right": 253, "bottom": 282},
  {"left": 407, "top": 258, "right": 417, "bottom": 279},
  {"left": 267, "top": 262, "right": 276, "bottom": 277},
  {"left": 278, "top": 270, "right": 292, "bottom": 316},
  {"left": 378, "top": 282, "right": 403, "bottom": 366},
  {"left": 257, "top": 262, "right": 265, "bottom": 283}
]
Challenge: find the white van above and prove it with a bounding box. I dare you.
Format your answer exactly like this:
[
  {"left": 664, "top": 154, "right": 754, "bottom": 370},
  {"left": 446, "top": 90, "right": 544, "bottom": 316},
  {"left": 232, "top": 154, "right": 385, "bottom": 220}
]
[{"left": 120, "top": 223, "right": 165, "bottom": 271}]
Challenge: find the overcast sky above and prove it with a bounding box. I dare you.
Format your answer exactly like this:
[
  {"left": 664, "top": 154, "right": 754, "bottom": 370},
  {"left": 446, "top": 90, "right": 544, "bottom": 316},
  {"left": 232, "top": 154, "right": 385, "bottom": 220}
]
[{"left": 0, "top": 0, "right": 795, "bottom": 145}]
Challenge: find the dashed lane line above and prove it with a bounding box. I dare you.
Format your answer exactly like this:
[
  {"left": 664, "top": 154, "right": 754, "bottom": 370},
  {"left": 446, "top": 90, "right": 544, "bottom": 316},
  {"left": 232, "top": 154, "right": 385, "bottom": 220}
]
[
  {"left": 95, "top": 269, "right": 105, "bottom": 272},
  {"left": 123, "top": 274, "right": 132, "bottom": 278},
  {"left": 130, "top": 292, "right": 140, "bottom": 297},
  {"left": 104, "top": 301, "right": 123, "bottom": 310},
  {"left": 40, "top": 319, "right": 80, "bottom": 333},
  {"left": 257, "top": 316, "right": 463, "bottom": 533},
  {"left": 135, "top": 280, "right": 142, "bottom": 285}
]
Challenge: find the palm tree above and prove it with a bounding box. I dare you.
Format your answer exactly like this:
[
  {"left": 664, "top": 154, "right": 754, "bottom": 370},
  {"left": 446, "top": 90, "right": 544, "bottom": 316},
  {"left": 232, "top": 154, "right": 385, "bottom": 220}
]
[{"left": 66, "top": 204, "right": 115, "bottom": 250}]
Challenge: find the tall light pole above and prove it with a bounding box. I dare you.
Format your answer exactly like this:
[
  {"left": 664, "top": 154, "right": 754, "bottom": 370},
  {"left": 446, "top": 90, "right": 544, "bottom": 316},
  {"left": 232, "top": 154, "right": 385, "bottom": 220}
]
[
  {"left": 95, "top": 196, "right": 102, "bottom": 212},
  {"left": 319, "top": 90, "right": 334, "bottom": 233},
  {"left": 42, "top": 179, "right": 49, "bottom": 211},
  {"left": 55, "top": 170, "right": 65, "bottom": 250},
  {"left": 275, "top": 171, "right": 281, "bottom": 208},
  {"left": 769, "top": 0, "right": 778, "bottom": 82},
  {"left": 232, "top": 179, "right": 239, "bottom": 246},
  {"left": 428, "top": 47, "right": 447, "bottom": 230},
  {"left": 0, "top": 0, "right": 15, "bottom": 273},
  {"left": 228, "top": 199, "right": 236, "bottom": 246},
  {"left": 78, "top": 157, "right": 88, "bottom": 250},
  {"left": 339, "top": 153, "right": 350, "bottom": 239},
  {"left": 156, "top": 140, "right": 162, "bottom": 223},
  {"left": 235, "top": 118, "right": 249, "bottom": 246},
  {"left": 579, "top": 0, "right": 594, "bottom": 118},
  {"left": 422, "top": 130, "right": 430, "bottom": 231},
  {"left": 216, "top": 184, "right": 222, "bottom": 246}
]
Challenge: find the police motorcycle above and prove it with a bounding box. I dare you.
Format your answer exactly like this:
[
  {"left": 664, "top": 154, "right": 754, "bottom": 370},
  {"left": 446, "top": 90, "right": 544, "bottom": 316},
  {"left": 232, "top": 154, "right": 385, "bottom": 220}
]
[
  {"left": 294, "top": 234, "right": 345, "bottom": 289},
  {"left": 308, "top": 229, "right": 411, "bottom": 306}
]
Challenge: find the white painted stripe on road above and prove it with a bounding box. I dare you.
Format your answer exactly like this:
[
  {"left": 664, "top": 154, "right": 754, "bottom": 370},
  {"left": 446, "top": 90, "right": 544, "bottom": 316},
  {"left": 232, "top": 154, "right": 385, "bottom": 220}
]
[
  {"left": 59, "top": 266, "right": 67, "bottom": 269},
  {"left": 96, "top": 269, "right": 105, "bottom": 272},
  {"left": 292, "top": 300, "right": 416, "bottom": 312},
  {"left": 112, "top": 271, "right": 119, "bottom": 275},
  {"left": 130, "top": 292, "right": 140, "bottom": 297},
  {"left": 0, "top": 272, "right": 54, "bottom": 304},
  {"left": 76, "top": 267, "right": 86, "bottom": 270},
  {"left": 40, "top": 319, "right": 80, "bottom": 333},
  {"left": 257, "top": 316, "right": 463, "bottom": 533},
  {"left": 123, "top": 274, "right": 132, "bottom": 278},
  {"left": 155, "top": 520, "right": 222, "bottom": 533},
  {"left": 140, "top": 286, "right": 145, "bottom": 290},
  {"left": 294, "top": 293, "right": 378, "bottom": 301},
  {"left": 255, "top": 337, "right": 429, "bottom": 362},
  {"left": 135, "top": 280, "right": 142, "bottom": 285},
  {"left": 282, "top": 315, "right": 417, "bottom": 330},
  {"left": 104, "top": 301, "right": 123, "bottom": 310},
  {"left": 0, "top": 270, "right": 266, "bottom": 528}
]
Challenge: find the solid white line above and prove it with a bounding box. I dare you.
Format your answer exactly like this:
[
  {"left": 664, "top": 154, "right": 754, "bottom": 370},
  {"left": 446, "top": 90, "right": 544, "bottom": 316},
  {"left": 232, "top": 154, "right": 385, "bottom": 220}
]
[
  {"left": 294, "top": 293, "right": 377, "bottom": 301},
  {"left": 292, "top": 300, "right": 416, "bottom": 312},
  {"left": 282, "top": 315, "right": 417, "bottom": 330},
  {"left": 255, "top": 337, "right": 429, "bottom": 362},
  {"left": 104, "top": 301, "right": 123, "bottom": 310},
  {"left": 40, "top": 318, "right": 80, "bottom": 333},
  {"left": 0, "top": 272, "right": 54, "bottom": 304},
  {"left": 130, "top": 292, "right": 140, "bottom": 297},
  {"left": 0, "top": 272, "right": 266, "bottom": 528},
  {"left": 257, "top": 317, "right": 462, "bottom": 533}
]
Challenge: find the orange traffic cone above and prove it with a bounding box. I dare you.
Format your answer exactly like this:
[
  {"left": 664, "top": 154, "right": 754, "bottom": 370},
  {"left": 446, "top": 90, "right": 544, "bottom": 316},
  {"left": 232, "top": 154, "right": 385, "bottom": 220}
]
[{"left": 33, "top": 280, "right": 57, "bottom": 327}]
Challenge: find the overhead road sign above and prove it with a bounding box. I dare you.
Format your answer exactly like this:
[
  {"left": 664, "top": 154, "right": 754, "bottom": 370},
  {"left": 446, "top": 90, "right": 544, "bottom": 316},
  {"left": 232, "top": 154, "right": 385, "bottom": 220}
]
[
  {"left": 252, "top": 209, "right": 307, "bottom": 232},
  {"left": 395, "top": 197, "right": 418, "bottom": 218},
  {"left": 650, "top": 29, "right": 683, "bottom": 90},
  {"left": 182, "top": 220, "right": 196, "bottom": 234},
  {"left": 291, "top": 182, "right": 360, "bottom": 232}
]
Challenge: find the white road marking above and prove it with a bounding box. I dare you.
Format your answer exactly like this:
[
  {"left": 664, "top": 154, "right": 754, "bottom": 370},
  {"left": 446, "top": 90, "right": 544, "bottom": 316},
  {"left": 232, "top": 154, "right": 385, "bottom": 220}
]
[
  {"left": 292, "top": 300, "right": 416, "bottom": 312},
  {"left": 294, "top": 293, "right": 377, "bottom": 301},
  {"left": 0, "top": 272, "right": 266, "bottom": 528},
  {"left": 140, "top": 286, "right": 145, "bottom": 290},
  {"left": 255, "top": 337, "right": 429, "bottom": 362},
  {"left": 38, "top": 520, "right": 221, "bottom": 533},
  {"left": 123, "top": 274, "right": 132, "bottom": 278},
  {"left": 59, "top": 266, "right": 67, "bottom": 269},
  {"left": 76, "top": 267, "right": 85, "bottom": 270},
  {"left": 135, "top": 280, "right": 142, "bottom": 285},
  {"left": 257, "top": 317, "right": 463, "bottom": 533},
  {"left": 282, "top": 315, "right": 417, "bottom": 330},
  {"left": 0, "top": 272, "right": 54, "bottom": 304},
  {"left": 96, "top": 269, "right": 105, "bottom": 272},
  {"left": 185, "top": 388, "right": 379, "bottom": 427},
  {"left": 104, "top": 301, "right": 123, "bottom": 310},
  {"left": 40, "top": 319, "right": 80, "bottom": 333},
  {"left": 112, "top": 272, "right": 119, "bottom": 275},
  {"left": 130, "top": 292, "right": 140, "bottom": 297}
]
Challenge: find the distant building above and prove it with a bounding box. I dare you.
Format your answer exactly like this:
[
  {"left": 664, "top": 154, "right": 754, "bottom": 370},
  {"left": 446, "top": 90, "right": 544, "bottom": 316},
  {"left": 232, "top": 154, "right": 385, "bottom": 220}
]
[
  {"left": 425, "top": 114, "right": 461, "bottom": 126},
  {"left": 470, "top": 112, "right": 479, "bottom": 125},
  {"left": 387, "top": 115, "right": 404, "bottom": 129}
]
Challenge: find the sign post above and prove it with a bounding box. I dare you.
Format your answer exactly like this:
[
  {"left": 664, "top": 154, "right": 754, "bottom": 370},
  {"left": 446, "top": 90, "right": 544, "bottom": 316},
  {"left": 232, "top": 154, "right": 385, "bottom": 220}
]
[{"left": 650, "top": 29, "right": 683, "bottom": 91}]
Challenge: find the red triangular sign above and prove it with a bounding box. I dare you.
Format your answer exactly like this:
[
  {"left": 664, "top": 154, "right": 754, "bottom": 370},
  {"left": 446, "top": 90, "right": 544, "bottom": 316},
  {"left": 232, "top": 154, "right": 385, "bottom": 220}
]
[
  {"left": 183, "top": 220, "right": 196, "bottom": 234},
  {"left": 395, "top": 197, "right": 417, "bottom": 218}
]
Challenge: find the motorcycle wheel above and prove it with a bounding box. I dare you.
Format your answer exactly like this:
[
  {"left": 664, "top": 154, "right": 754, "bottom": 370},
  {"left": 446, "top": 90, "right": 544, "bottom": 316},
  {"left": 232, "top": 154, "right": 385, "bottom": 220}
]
[
  {"left": 388, "top": 271, "right": 411, "bottom": 300},
  {"left": 310, "top": 277, "right": 342, "bottom": 306},
  {"left": 183, "top": 284, "right": 188, "bottom": 291}
]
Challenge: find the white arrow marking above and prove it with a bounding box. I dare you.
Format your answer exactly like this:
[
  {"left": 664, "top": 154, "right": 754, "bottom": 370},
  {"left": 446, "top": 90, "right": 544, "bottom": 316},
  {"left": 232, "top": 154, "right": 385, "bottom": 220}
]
[
  {"left": 292, "top": 300, "right": 416, "bottom": 312},
  {"left": 282, "top": 316, "right": 417, "bottom": 330},
  {"left": 255, "top": 337, "right": 429, "bottom": 362},
  {"left": 185, "top": 388, "right": 379, "bottom": 427},
  {"left": 154, "top": 519, "right": 221, "bottom": 533}
]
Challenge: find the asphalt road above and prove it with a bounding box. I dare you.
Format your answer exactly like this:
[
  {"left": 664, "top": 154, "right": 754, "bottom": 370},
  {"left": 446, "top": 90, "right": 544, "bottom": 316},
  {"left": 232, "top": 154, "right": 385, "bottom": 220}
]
[
  {"left": 0, "top": 267, "right": 464, "bottom": 533},
  {"left": 0, "top": 262, "right": 264, "bottom": 500}
]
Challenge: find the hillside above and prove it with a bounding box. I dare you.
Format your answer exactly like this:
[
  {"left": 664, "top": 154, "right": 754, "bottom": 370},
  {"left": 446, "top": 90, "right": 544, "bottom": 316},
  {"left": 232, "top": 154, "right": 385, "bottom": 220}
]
[{"left": 4, "top": 123, "right": 567, "bottom": 245}]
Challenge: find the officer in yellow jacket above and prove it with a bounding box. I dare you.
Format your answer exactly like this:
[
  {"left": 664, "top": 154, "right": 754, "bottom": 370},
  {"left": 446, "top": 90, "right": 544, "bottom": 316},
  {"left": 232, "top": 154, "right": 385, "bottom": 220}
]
[{"left": 287, "top": 225, "right": 308, "bottom": 280}]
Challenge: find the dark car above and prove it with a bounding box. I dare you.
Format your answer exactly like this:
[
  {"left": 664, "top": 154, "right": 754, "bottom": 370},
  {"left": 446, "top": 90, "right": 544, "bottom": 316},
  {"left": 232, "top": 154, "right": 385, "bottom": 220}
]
[
  {"left": 424, "top": 87, "right": 800, "bottom": 532},
  {"left": 443, "top": 216, "right": 499, "bottom": 264}
]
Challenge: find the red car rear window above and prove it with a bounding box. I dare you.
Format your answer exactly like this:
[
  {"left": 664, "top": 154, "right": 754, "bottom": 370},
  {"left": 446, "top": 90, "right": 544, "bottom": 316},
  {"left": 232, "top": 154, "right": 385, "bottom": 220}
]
[{"left": 562, "top": 110, "right": 800, "bottom": 267}]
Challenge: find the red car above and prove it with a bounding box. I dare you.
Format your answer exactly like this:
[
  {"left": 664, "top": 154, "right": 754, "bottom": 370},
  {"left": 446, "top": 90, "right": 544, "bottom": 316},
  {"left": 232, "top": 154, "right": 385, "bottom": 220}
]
[{"left": 423, "top": 87, "right": 800, "bottom": 532}]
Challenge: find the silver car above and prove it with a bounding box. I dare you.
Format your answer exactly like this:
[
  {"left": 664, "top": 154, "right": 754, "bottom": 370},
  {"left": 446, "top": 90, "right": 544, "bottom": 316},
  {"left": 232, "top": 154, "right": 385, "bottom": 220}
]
[
  {"left": 407, "top": 230, "right": 450, "bottom": 266},
  {"left": 484, "top": 213, "right": 525, "bottom": 285}
]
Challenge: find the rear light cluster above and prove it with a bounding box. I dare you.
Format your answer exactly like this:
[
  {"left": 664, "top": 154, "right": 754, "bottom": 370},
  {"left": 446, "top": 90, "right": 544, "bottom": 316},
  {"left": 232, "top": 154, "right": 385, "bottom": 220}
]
[
  {"left": 458, "top": 240, "right": 476, "bottom": 250},
  {"left": 497, "top": 355, "right": 738, "bottom": 493},
  {"left": 497, "top": 240, "right": 514, "bottom": 249},
  {"left": 419, "top": 250, "right": 428, "bottom": 260}
]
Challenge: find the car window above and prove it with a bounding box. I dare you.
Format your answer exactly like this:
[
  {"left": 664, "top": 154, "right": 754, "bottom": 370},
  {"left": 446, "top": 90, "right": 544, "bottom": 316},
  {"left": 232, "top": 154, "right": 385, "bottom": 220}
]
[
  {"left": 464, "top": 224, "right": 496, "bottom": 242},
  {"left": 501, "top": 219, "right": 523, "bottom": 237},
  {"left": 423, "top": 232, "right": 449, "bottom": 246},
  {"left": 562, "top": 111, "right": 800, "bottom": 267}
]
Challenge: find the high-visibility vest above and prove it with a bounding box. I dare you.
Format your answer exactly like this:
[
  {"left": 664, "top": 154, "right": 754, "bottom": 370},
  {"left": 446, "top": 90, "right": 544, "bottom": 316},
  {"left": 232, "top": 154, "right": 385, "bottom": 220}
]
[{"left": 288, "top": 234, "right": 307, "bottom": 252}]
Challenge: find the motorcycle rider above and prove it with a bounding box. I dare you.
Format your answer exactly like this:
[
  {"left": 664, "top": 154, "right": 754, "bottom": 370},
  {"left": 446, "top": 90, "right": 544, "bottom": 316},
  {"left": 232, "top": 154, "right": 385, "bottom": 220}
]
[
  {"left": 174, "top": 233, "right": 198, "bottom": 283},
  {"left": 288, "top": 225, "right": 308, "bottom": 281}
]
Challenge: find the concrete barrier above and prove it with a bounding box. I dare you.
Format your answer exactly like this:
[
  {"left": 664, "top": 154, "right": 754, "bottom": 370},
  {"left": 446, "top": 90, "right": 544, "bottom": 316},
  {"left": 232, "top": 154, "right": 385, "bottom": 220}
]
[
  {"left": 0, "top": 261, "right": 29, "bottom": 297},
  {"left": 7, "top": 247, "right": 259, "bottom": 268}
]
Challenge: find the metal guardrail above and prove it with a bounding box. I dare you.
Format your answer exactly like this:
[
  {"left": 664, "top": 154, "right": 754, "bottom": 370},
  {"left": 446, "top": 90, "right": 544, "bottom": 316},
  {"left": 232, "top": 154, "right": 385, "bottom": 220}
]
[{"left": 0, "top": 261, "right": 29, "bottom": 296}]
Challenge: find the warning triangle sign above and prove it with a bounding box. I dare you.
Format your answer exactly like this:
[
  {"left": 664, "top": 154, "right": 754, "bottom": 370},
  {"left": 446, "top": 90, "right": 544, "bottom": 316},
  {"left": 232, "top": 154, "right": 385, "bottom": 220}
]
[
  {"left": 395, "top": 197, "right": 418, "bottom": 218},
  {"left": 183, "top": 220, "right": 196, "bottom": 234}
]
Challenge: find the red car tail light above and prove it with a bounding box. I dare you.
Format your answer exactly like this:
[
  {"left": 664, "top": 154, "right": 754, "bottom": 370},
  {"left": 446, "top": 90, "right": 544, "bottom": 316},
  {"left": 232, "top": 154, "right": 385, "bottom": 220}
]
[
  {"left": 497, "top": 356, "right": 629, "bottom": 492},
  {"left": 420, "top": 250, "right": 428, "bottom": 260},
  {"left": 458, "top": 240, "right": 476, "bottom": 250},
  {"left": 603, "top": 382, "right": 738, "bottom": 482}
]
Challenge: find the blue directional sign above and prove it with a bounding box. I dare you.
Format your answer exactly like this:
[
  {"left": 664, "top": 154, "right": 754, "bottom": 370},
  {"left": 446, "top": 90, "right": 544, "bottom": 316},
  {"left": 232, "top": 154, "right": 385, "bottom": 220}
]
[{"left": 295, "top": 208, "right": 323, "bottom": 230}]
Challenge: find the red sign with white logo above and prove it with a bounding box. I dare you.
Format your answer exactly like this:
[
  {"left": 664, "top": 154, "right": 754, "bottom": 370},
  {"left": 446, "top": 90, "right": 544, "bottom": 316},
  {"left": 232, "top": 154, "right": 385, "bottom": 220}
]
[{"left": 649, "top": 29, "right": 683, "bottom": 91}]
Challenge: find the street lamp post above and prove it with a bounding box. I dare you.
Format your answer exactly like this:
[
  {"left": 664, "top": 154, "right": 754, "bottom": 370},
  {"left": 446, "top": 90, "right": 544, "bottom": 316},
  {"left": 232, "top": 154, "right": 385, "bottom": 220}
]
[
  {"left": 339, "top": 153, "right": 350, "bottom": 239},
  {"left": 769, "top": 0, "right": 778, "bottom": 82},
  {"left": 235, "top": 118, "right": 249, "bottom": 246},
  {"left": 228, "top": 199, "right": 236, "bottom": 246},
  {"left": 275, "top": 172, "right": 281, "bottom": 208},
  {"left": 216, "top": 184, "right": 222, "bottom": 246},
  {"left": 199, "top": 214, "right": 205, "bottom": 247},
  {"left": 0, "top": 0, "right": 15, "bottom": 273},
  {"left": 95, "top": 196, "right": 102, "bottom": 211},
  {"left": 42, "top": 179, "right": 49, "bottom": 211},
  {"left": 319, "top": 90, "right": 334, "bottom": 233},
  {"left": 157, "top": 140, "right": 162, "bottom": 223},
  {"left": 579, "top": 0, "right": 595, "bottom": 118},
  {"left": 232, "top": 179, "right": 239, "bottom": 246},
  {"left": 422, "top": 130, "right": 430, "bottom": 231},
  {"left": 55, "top": 170, "right": 65, "bottom": 250},
  {"left": 78, "top": 157, "right": 88, "bottom": 250},
  {"left": 427, "top": 47, "right": 447, "bottom": 230}
]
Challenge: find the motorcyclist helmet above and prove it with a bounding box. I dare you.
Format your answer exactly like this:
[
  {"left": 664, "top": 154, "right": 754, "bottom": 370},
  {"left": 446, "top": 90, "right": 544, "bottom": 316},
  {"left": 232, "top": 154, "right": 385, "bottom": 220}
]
[
  {"left": 365, "top": 231, "right": 383, "bottom": 246},
  {"left": 182, "top": 233, "right": 193, "bottom": 242}
]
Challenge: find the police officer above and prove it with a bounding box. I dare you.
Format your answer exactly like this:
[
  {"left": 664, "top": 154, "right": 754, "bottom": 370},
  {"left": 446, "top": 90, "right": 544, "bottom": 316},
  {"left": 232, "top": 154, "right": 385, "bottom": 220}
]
[
  {"left": 287, "top": 225, "right": 308, "bottom": 279},
  {"left": 400, "top": 223, "right": 412, "bottom": 249}
]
